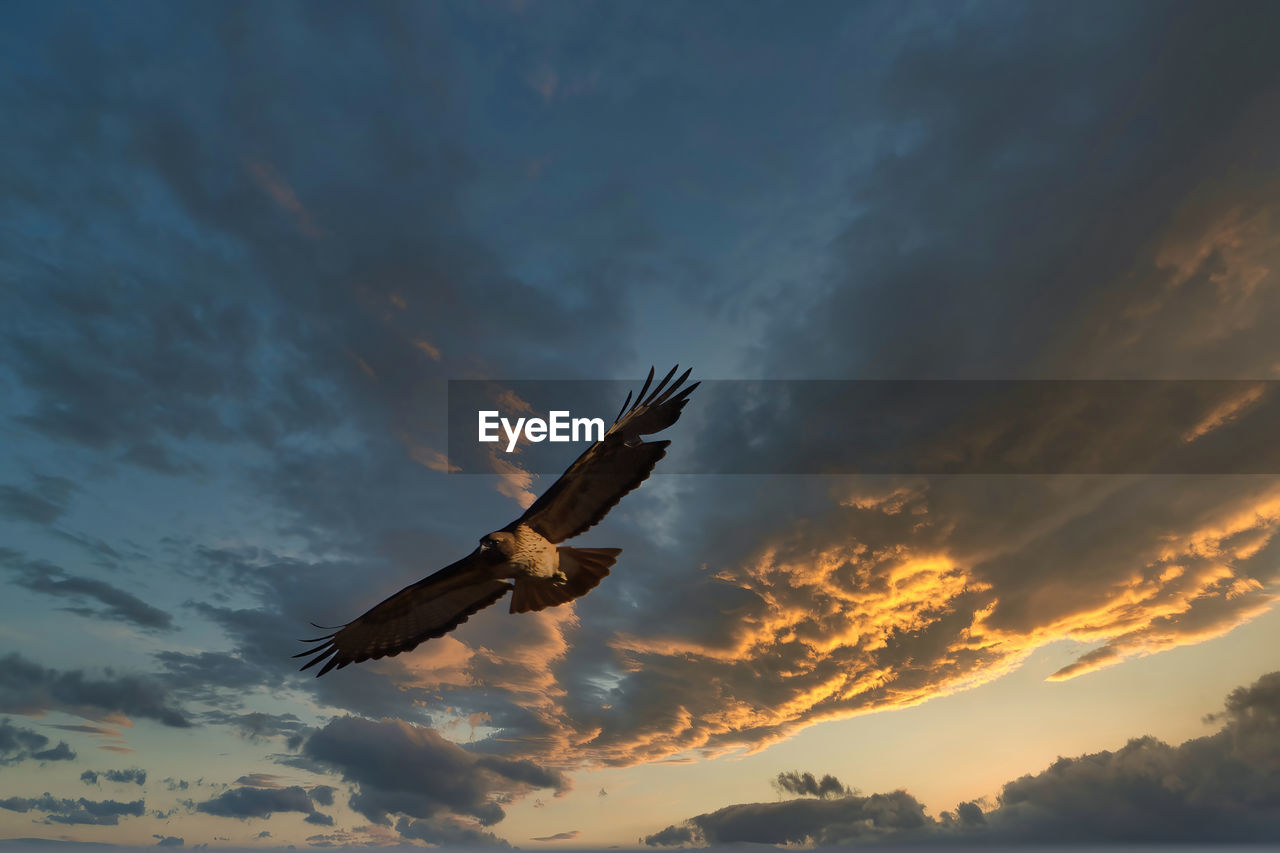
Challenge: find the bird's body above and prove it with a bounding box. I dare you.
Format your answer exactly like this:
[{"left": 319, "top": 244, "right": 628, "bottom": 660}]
[
  {"left": 504, "top": 524, "right": 560, "bottom": 580},
  {"left": 296, "top": 366, "right": 698, "bottom": 676}
]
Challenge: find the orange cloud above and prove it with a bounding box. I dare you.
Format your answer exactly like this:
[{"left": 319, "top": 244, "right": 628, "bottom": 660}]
[
  {"left": 1182, "top": 383, "right": 1267, "bottom": 442},
  {"left": 412, "top": 338, "right": 442, "bottom": 361},
  {"left": 408, "top": 444, "right": 460, "bottom": 473},
  {"left": 430, "top": 476, "right": 1280, "bottom": 770},
  {"left": 245, "top": 159, "right": 322, "bottom": 238},
  {"left": 489, "top": 450, "right": 536, "bottom": 509}
]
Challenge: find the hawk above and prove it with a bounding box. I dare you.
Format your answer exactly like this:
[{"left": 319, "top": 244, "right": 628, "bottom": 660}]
[{"left": 296, "top": 366, "right": 698, "bottom": 676}]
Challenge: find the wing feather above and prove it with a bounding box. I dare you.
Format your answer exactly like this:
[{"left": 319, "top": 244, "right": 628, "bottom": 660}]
[
  {"left": 514, "top": 366, "right": 698, "bottom": 543},
  {"left": 295, "top": 551, "right": 511, "bottom": 677}
]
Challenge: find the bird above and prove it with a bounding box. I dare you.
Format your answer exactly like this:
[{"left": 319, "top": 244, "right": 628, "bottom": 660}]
[{"left": 295, "top": 365, "right": 698, "bottom": 676}]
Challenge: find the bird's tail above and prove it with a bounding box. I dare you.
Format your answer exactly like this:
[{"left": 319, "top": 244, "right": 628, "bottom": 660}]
[{"left": 509, "top": 547, "right": 620, "bottom": 614}]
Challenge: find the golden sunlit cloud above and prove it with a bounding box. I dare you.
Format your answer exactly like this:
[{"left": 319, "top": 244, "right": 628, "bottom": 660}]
[
  {"left": 1182, "top": 383, "right": 1267, "bottom": 442},
  {"left": 489, "top": 450, "right": 536, "bottom": 509},
  {"left": 420, "top": 476, "right": 1280, "bottom": 770},
  {"left": 491, "top": 387, "right": 536, "bottom": 417}
]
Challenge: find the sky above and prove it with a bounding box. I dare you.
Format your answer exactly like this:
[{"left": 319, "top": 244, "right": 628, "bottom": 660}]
[{"left": 2, "top": 0, "right": 1280, "bottom": 849}]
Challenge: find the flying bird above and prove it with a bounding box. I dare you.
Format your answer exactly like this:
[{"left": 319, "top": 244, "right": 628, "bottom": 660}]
[{"left": 296, "top": 365, "right": 698, "bottom": 676}]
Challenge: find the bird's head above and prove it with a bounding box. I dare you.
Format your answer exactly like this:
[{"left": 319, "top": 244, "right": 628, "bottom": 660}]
[{"left": 478, "top": 530, "right": 516, "bottom": 557}]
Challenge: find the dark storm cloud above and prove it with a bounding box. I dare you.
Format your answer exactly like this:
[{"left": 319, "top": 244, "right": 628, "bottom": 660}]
[
  {"left": 0, "top": 652, "right": 190, "bottom": 728},
  {"left": 761, "top": 2, "right": 1280, "bottom": 381},
  {"left": 0, "top": 718, "right": 75, "bottom": 765},
  {"left": 0, "top": 476, "right": 76, "bottom": 525},
  {"left": 0, "top": 794, "right": 145, "bottom": 826},
  {"left": 646, "top": 671, "right": 1280, "bottom": 846},
  {"left": 2, "top": 551, "right": 173, "bottom": 631},
  {"left": 0, "top": 1, "right": 635, "bottom": 511},
  {"left": 301, "top": 716, "right": 568, "bottom": 829},
  {"left": 194, "top": 785, "right": 319, "bottom": 820}
]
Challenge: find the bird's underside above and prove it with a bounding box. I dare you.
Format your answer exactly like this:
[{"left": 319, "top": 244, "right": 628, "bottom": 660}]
[{"left": 296, "top": 365, "right": 698, "bottom": 676}]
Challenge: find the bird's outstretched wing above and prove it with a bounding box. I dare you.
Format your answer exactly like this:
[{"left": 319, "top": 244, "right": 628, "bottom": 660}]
[
  {"left": 294, "top": 550, "right": 511, "bottom": 677},
  {"left": 514, "top": 365, "right": 699, "bottom": 544}
]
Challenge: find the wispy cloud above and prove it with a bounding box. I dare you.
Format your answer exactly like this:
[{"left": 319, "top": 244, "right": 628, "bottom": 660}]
[{"left": 245, "top": 159, "right": 322, "bottom": 239}]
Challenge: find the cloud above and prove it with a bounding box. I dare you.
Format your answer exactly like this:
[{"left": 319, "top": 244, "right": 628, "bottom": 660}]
[
  {"left": 444, "top": 471, "right": 1276, "bottom": 768},
  {"left": 531, "top": 830, "right": 579, "bottom": 842},
  {"left": 245, "top": 159, "right": 322, "bottom": 239},
  {"left": 983, "top": 671, "right": 1280, "bottom": 843},
  {"left": 643, "top": 824, "right": 695, "bottom": 847},
  {"left": 194, "top": 785, "right": 320, "bottom": 820},
  {"left": 154, "top": 651, "right": 274, "bottom": 698},
  {"left": 0, "top": 794, "right": 145, "bottom": 826},
  {"left": 30, "top": 742, "right": 75, "bottom": 762},
  {"left": 645, "top": 789, "right": 928, "bottom": 847},
  {"left": 231, "top": 773, "right": 284, "bottom": 789},
  {"left": 2, "top": 550, "right": 173, "bottom": 631},
  {"left": 395, "top": 816, "right": 509, "bottom": 847},
  {"left": 2, "top": 7, "right": 1279, "bottom": 842},
  {"left": 301, "top": 716, "right": 568, "bottom": 829},
  {"left": 0, "top": 652, "right": 190, "bottom": 728},
  {"left": 646, "top": 670, "right": 1280, "bottom": 846},
  {"left": 0, "top": 476, "right": 76, "bottom": 525},
  {"left": 153, "top": 836, "right": 184, "bottom": 847},
  {"left": 94, "top": 768, "right": 147, "bottom": 786},
  {"left": 773, "top": 771, "right": 851, "bottom": 799},
  {"left": 757, "top": 4, "right": 1280, "bottom": 384},
  {"left": 308, "top": 785, "right": 335, "bottom": 807},
  {"left": 0, "top": 718, "right": 75, "bottom": 765},
  {"left": 47, "top": 723, "right": 123, "bottom": 737},
  {"left": 200, "top": 710, "right": 311, "bottom": 748}
]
